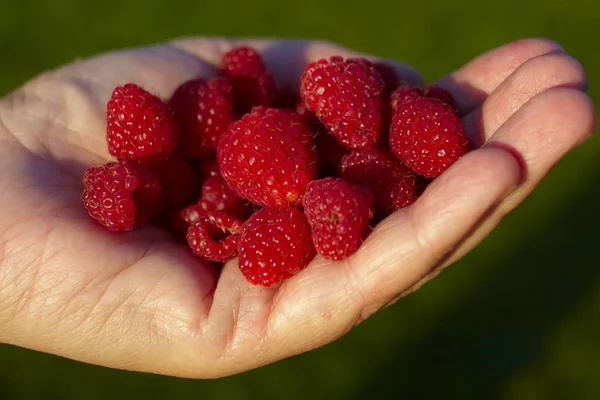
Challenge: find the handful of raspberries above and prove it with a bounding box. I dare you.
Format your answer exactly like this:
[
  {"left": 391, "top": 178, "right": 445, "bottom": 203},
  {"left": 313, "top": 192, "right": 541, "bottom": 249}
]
[{"left": 81, "top": 46, "right": 469, "bottom": 287}]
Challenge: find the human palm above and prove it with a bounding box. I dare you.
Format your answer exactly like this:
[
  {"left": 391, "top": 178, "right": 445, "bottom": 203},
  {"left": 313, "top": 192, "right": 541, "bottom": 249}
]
[{"left": 0, "top": 38, "right": 593, "bottom": 378}]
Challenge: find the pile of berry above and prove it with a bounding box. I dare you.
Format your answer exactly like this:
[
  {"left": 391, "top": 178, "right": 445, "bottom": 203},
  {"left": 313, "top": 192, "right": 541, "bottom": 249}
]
[{"left": 81, "top": 47, "right": 468, "bottom": 287}]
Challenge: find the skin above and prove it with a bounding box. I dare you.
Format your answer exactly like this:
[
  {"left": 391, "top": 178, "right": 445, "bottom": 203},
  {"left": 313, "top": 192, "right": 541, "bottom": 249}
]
[{"left": 0, "top": 38, "right": 594, "bottom": 378}]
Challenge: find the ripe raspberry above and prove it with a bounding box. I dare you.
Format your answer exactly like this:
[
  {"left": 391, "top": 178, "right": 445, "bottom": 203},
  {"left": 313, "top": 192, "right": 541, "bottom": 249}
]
[
  {"left": 187, "top": 211, "right": 243, "bottom": 262},
  {"left": 390, "top": 97, "right": 468, "bottom": 178},
  {"left": 169, "top": 77, "right": 233, "bottom": 158},
  {"left": 303, "top": 178, "right": 374, "bottom": 260},
  {"left": 341, "top": 148, "right": 418, "bottom": 218},
  {"left": 238, "top": 207, "right": 315, "bottom": 287},
  {"left": 152, "top": 153, "right": 200, "bottom": 211},
  {"left": 107, "top": 83, "right": 178, "bottom": 164},
  {"left": 82, "top": 161, "right": 162, "bottom": 231},
  {"left": 389, "top": 84, "right": 455, "bottom": 115},
  {"left": 300, "top": 56, "right": 385, "bottom": 149},
  {"left": 220, "top": 47, "right": 277, "bottom": 113},
  {"left": 217, "top": 107, "right": 318, "bottom": 208},
  {"left": 198, "top": 175, "right": 252, "bottom": 219}
]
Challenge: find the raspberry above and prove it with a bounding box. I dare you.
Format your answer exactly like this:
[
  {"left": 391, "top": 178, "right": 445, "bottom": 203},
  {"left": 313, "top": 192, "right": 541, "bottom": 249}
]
[
  {"left": 82, "top": 160, "right": 162, "bottom": 231},
  {"left": 389, "top": 84, "right": 455, "bottom": 115},
  {"left": 300, "top": 56, "right": 385, "bottom": 149},
  {"left": 390, "top": 97, "right": 468, "bottom": 178},
  {"left": 169, "top": 77, "right": 233, "bottom": 158},
  {"left": 107, "top": 83, "right": 178, "bottom": 165},
  {"left": 220, "top": 47, "right": 277, "bottom": 113},
  {"left": 152, "top": 153, "right": 200, "bottom": 212},
  {"left": 217, "top": 107, "right": 318, "bottom": 208},
  {"left": 303, "top": 178, "right": 374, "bottom": 260},
  {"left": 198, "top": 175, "right": 252, "bottom": 219},
  {"left": 187, "top": 211, "right": 243, "bottom": 262},
  {"left": 238, "top": 207, "right": 315, "bottom": 287},
  {"left": 341, "top": 148, "right": 418, "bottom": 218}
]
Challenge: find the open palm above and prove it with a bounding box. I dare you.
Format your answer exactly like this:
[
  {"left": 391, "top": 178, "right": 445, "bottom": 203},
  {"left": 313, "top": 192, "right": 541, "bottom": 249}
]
[{"left": 0, "top": 38, "right": 593, "bottom": 378}]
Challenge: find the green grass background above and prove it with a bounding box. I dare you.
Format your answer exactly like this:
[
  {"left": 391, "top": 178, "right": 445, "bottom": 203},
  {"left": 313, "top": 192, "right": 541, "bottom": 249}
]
[{"left": 0, "top": 0, "right": 599, "bottom": 398}]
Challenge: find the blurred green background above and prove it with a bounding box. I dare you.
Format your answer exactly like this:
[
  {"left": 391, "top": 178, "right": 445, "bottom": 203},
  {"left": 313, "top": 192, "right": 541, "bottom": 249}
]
[{"left": 0, "top": 0, "right": 599, "bottom": 398}]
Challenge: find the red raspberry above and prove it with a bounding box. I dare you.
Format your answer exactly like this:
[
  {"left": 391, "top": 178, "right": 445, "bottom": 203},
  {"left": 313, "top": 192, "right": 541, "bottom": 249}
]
[
  {"left": 217, "top": 107, "right": 318, "bottom": 208},
  {"left": 220, "top": 47, "right": 277, "bottom": 113},
  {"left": 152, "top": 153, "right": 200, "bottom": 211},
  {"left": 390, "top": 97, "right": 468, "bottom": 178},
  {"left": 300, "top": 56, "right": 385, "bottom": 149},
  {"left": 303, "top": 178, "right": 374, "bottom": 260},
  {"left": 107, "top": 83, "right": 178, "bottom": 165},
  {"left": 238, "top": 207, "right": 315, "bottom": 287},
  {"left": 169, "top": 77, "right": 233, "bottom": 159},
  {"left": 82, "top": 160, "right": 162, "bottom": 231},
  {"left": 389, "top": 84, "right": 455, "bottom": 114},
  {"left": 340, "top": 148, "right": 418, "bottom": 218},
  {"left": 198, "top": 175, "right": 251, "bottom": 219},
  {"left": 187, "top": 211, "right": 243, "bottom": 262}
]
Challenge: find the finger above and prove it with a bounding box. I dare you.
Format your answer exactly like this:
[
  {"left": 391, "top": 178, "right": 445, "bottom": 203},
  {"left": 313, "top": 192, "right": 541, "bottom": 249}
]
[
  {"left": 437, "top": 38, "right": 564, "bottom": 115},
  {"left": 463, "top": 52, "right": 587, "bottom": 146},
  {"left": 171, "top": 38, "right": 424, "bottom": 91},
  {"left": 263, "top": 146, "right": 522, "bottom": 358},
  {"left": 457, "top": 88, "right": 595, "bottom": 253},
  {"left": 412, "top": 88, "right": 596, "bottom": 289}
]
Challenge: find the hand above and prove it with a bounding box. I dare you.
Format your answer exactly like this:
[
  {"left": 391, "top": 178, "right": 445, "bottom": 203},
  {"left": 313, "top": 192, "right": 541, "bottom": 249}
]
[{"left": 0, "top": 38, "right": 593, "bottom": 378}]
